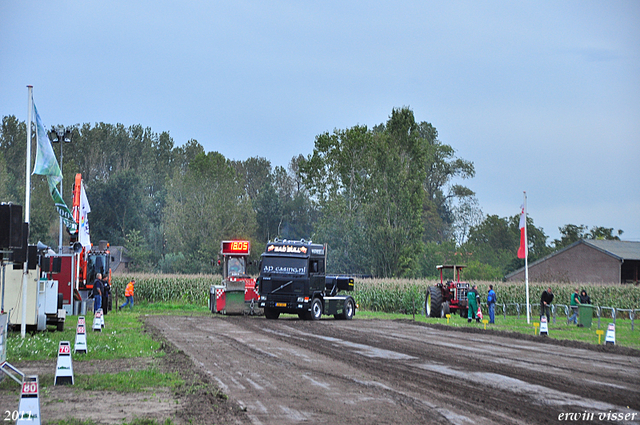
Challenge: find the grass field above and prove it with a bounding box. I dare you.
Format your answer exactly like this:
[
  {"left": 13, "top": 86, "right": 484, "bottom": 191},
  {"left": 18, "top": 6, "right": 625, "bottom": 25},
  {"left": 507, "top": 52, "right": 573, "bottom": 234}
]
[{"left": 355, "top": 309, "right": 640, "bottom": 349}]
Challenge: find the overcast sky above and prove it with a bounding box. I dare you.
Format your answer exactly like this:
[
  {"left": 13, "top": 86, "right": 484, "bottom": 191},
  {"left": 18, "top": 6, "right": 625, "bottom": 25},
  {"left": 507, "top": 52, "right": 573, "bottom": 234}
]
[{"left": 2, "top": 1, "right": 639, "bottom": 243}]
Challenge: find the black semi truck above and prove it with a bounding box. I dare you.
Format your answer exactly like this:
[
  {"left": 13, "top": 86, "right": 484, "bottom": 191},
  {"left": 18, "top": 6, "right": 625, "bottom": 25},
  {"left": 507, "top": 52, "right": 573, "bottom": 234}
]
[{"left": 257, "top": 239, "right": 356, "bottom": 320}]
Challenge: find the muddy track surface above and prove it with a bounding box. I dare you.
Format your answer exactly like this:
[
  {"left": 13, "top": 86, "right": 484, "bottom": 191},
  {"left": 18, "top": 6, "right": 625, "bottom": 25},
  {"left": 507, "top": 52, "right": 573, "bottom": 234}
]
[{"left": 145, "top": 315, "right": 640, "bottom": 425}]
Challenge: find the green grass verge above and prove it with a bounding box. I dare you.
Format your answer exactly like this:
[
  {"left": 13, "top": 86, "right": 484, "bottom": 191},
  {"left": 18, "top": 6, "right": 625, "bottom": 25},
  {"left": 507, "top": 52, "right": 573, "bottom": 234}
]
[
  {"left": 7, "top": 312, "right": 162, "bottom": 362},
  {"left": 0, "top": 368, "right": 183, "bottom": 393},
  {"left": 356, "top": 309, "right": 640, "bottom": 349}
]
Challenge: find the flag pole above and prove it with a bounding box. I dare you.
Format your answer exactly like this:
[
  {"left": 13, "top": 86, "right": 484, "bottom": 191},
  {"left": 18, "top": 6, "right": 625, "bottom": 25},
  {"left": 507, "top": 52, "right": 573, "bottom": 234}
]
[
  {"left": 22, "top": 86, "right": 33, "bottom": 338},
  {"left": 524, "top": 191, "right": 530, "bottom": 324}
]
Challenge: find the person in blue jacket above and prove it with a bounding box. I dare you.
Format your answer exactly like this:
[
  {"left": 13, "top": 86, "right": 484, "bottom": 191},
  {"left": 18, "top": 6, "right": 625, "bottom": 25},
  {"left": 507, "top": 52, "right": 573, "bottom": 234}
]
[{"left": 487, "top": 285, "right": 497, "bottom": 324}]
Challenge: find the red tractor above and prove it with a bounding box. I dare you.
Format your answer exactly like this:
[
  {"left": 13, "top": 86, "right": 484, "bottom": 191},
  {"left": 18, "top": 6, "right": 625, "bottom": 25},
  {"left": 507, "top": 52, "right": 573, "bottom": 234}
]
[
  {"left": 425, "top": 265, "right": 470, "bottom": 318},
  {"left": 209, "top": 240, "right": 259, "bottom": 315}
]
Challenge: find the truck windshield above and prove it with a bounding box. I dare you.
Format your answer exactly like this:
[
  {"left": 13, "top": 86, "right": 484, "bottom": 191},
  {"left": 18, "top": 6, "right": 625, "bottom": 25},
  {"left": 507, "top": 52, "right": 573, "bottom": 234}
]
[{"left": 261, "top": 257, "right": 307, "bottom": 276}]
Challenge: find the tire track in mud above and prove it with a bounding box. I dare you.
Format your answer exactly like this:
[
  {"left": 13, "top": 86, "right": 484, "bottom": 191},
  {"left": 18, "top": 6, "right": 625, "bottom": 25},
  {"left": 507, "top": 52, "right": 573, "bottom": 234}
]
[{"left": 149, "top": 315, "right": 640, "bottom": 425}]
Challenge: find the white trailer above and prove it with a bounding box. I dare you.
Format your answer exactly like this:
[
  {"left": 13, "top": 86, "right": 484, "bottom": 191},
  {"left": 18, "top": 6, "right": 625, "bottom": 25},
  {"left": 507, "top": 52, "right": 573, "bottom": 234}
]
[{"left": 1, "top": 265, "right": 65, "bottom": 331}]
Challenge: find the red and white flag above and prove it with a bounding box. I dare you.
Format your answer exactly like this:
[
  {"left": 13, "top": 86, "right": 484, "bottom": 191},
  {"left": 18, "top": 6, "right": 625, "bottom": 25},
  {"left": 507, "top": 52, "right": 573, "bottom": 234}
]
[{"left": 517, "top": 204, "right": 526, "bottom": 259}]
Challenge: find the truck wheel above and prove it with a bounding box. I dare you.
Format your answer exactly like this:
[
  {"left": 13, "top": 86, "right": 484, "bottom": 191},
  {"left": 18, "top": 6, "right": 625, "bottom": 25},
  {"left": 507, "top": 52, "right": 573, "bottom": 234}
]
[
  {"left": 426, "top": 286, "right": 442, "bottom": 318},
  {"left": 342, "top": 298, "right": 355, "bottom": 320},
  {"left": 264, "top": 308, "right": 280, "bottom": 320},
  {"left": 310, "top": 298, "right": 322, "bottom": 320}
]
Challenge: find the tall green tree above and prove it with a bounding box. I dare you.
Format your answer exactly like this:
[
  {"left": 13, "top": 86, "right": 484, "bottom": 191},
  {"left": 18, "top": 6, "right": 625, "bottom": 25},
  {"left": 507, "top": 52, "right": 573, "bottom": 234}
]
[
  {"left": 365, "top": 108, "right": 426, "bottom": 277},
  {"left": 0, "top": 116, "right": 26, "bottom": 203},
  {"left": 162, "top": 152, "right": 256, "bottom": 273},
  {"left": 300, "top": 124, "right": 373, "bottom": 275},
  {"left": 553, "top": 224, "right": 623, "bottom": 249},
  {"left": 463, "top": 214, "right": 550, "bottom": 275},
  {"left": 87, "top": 169, "right": 148, "bottom": 246}
]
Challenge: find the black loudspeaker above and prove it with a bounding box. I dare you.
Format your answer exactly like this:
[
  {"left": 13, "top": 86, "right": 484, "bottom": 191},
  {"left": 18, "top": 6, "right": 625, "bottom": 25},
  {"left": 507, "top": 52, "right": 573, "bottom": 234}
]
[
  {"left": 28, "top": 245, "right": 37, "bottom": 270},
  {"left": 52, "top": 257, "right": 62, "bottom": 273},
  {"left": 41, "top": 256, "right": 51, "bottom": 272},
  {"left": 0, "top": 204, "right": 23, "bottom": 249},
  {"left": 10, "top": 223, "right": 29, "bottom": 264}
]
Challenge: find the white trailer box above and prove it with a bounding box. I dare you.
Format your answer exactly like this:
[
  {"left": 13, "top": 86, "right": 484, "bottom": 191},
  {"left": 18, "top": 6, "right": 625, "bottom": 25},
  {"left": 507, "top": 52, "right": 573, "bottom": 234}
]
[{"left": 3, "top": 267, "right": 39, "bottom": 327}]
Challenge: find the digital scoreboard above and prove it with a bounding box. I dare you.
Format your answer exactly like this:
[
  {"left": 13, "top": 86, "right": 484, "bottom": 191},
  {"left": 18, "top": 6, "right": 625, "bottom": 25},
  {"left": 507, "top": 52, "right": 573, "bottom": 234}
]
[{"left": 221, "top": 240, "right": 250, "bottom": 255}]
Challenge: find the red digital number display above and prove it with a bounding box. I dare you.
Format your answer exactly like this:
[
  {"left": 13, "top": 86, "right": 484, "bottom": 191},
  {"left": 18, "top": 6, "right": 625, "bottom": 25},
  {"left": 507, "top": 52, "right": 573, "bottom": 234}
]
[
  {"left": 22, "top": 381, "right": 38, "bottom": 395},
  {"left": 221, "top": 240, "right": 250, "bottom": 255}
]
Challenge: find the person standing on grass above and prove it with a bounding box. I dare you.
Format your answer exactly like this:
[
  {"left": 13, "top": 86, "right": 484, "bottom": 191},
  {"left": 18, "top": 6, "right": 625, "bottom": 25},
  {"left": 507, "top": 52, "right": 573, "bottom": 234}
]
[
  {"left": 119, "top": 279, "right": 135, "bottom": 311},
  {"left": 102, "top": 275, "right": 110, "bottom": 315},
  {"left": 540, "top": 287, "right": 554, "bottom": 323},
  {"left": 93, "top": 273, "right": 103, "bottom": 313},
  {"left": 487, "top": 285, "right": 497, "bottom": 324},
  {"left": 467, "top": 284, "right": 480, "bottom": 323},
  {"left": 568, "top": 287, "right": 581, "bottom": 325}
]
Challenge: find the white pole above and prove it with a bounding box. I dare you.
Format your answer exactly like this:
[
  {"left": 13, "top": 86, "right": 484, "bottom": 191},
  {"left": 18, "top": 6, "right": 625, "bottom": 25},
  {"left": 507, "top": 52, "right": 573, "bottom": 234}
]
[
  {"left": 22, "top": 86, "right": 33, "bottom": 338},
  {"left": 524, "top": 191, "right": 530, "bottom": 324}
]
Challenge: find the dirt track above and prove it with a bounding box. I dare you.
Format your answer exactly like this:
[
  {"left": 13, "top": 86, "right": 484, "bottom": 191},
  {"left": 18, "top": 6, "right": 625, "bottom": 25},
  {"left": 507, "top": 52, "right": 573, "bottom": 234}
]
[{"left": 146, "top": 315, "right": 640, "bottom": 425}]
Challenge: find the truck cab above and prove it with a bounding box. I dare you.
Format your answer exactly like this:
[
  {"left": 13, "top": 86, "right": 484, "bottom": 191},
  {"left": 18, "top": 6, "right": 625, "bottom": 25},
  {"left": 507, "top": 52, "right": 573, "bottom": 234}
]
[{"left": 258, "top": 239, "right": 355, "bottom": 320}]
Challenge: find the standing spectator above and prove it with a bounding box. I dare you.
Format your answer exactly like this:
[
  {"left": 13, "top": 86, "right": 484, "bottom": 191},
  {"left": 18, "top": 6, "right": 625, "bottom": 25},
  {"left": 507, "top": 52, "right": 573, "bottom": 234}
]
[
  {"left": 487, "top": 285, "right": 497, "bottom": 324},
  {"left": 467, "top": 284, "right": 480, "bottom": 323},
  {"left": 568, "top": 287, "right": 581, "bottom": 325},
  {"left": 92, "top": 273, "right": 103, "bottom": 313},
  {"left": 119, "top": 279, "right": 135, "bottom": 311},
  {"left": 579, "top": 289, "right": 591, "bottom": 305},
  {"left": 540, "top": 287, "right": 554, "bottom": 323},
  {"left": 102, "top": 276, "right": 111, "bottom": 315}
]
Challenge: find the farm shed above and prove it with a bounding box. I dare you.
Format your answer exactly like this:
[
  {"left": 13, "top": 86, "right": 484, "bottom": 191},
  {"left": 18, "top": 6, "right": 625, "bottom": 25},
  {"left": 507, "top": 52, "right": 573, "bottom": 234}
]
[
  {"left": 505, "top": 239, "right": 640, "bottom": 284},
  {"left": 109, "top": 246, "right": 132, "bottom": 274}
]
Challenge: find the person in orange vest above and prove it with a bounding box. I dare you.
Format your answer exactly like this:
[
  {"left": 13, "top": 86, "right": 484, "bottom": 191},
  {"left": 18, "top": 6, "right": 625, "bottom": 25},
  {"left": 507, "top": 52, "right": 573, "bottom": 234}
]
[{"left": 119, "top": 279, "right": 135, "bottom": 311}]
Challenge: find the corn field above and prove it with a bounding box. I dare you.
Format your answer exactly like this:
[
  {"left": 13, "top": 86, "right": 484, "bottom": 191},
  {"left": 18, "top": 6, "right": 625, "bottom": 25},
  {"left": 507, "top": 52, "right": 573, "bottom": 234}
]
[
  {"left": 354, "top": 279, "right": 640, "bottom": 314},
  {"left": 111, "top": 274, "right": 221, "bottom": 306},
  {"left": 110, "top": 274, "right": 640, "bottom": 314}
]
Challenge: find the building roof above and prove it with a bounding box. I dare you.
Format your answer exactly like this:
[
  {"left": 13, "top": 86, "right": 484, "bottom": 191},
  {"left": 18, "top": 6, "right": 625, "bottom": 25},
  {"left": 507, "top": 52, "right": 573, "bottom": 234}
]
[
  {"left": 581, "top": 239, "right": 640, "bottom": 261},
  {"left": 504, "top": 239, "right": 640, "bottom": 279}
]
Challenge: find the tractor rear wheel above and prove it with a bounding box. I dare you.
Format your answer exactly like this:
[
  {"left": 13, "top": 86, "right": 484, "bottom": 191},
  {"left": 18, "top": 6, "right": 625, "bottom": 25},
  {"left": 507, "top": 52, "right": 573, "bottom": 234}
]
[{"left": 426, "top": 286, "right": 443, "bottom": 318}]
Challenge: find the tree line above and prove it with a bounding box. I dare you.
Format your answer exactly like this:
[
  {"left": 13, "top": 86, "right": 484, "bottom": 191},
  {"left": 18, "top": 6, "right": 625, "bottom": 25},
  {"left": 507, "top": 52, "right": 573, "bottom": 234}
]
[{"left": 0, "top": 108, "right": 623, "bottom": 278}]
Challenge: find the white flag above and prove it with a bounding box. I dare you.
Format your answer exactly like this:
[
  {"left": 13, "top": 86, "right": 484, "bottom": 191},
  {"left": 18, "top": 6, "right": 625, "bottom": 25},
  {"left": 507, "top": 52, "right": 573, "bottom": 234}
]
[{"left": 79, "top": 183, "right": 91, "bottom": 247}]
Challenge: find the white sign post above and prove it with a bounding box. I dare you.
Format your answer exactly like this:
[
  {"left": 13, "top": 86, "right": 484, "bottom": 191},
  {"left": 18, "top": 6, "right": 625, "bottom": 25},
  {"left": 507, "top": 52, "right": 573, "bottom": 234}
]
[
  {"left": 54, "top": 341, "right": 74, "bottom": 385},
  {"left": 74, "top": 316, "right": 87, "bottom": 354},
  {"left": 17, "top": 375, "right": 41, "bottom": 425}
]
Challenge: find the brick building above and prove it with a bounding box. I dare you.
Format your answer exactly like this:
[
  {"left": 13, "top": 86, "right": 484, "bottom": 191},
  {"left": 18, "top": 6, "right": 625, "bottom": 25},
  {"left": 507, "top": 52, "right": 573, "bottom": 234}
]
[{"left": 505, "top": 240, "right": 640, "bottom": 284}]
